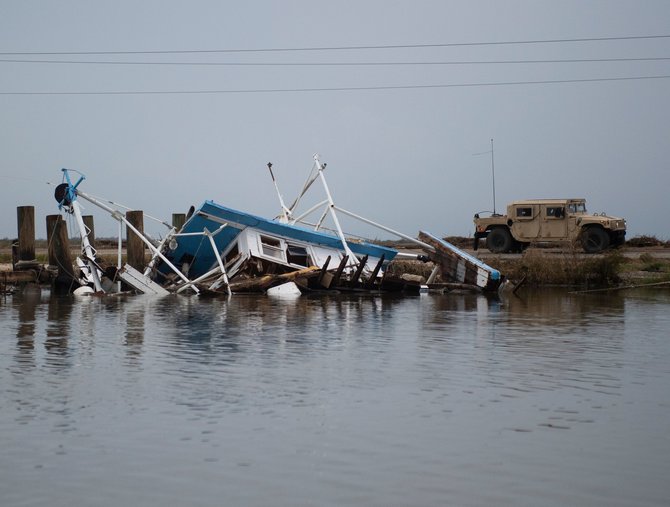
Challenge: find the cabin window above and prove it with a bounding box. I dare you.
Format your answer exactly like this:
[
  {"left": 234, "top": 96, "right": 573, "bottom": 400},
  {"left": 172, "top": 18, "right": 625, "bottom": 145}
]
[
  {"left": 516, "top": 207, "right": 532, "bottom": 218},
  {"left": 260, "top": 235, "right": 284, "bottom": 260},
  {"left": 546, "top": 207, "right": 565, "bottom": 218},
  {"left": 568, "top": 203, "right": 587, "bottom": 213},
  {"left": 286, "top": 244, "right": 310, "bottom": 267}
]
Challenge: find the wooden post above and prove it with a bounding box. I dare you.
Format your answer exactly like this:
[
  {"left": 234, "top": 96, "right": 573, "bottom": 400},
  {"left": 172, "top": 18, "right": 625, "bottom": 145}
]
[
  {"left": 317, "top": 256, "right": 331, "bottom": 286},
  {"left": 46, "top": 215, "right": 62, "bottom": 268},
  {"left": 330, "top": 255, "right": 349, "bottom": 288},
  {"left": 16, "top": 206, "right": 36, "bottom": 267},
  {"left": 172, "top": 213, "right": 186, "bottom": 232},
  {"left": 51, "top": 216, "right": 78, "bottom": 293},
  {"left": 82, "top": 215, "right": 96, "bottom": 250},
  {"left": 349, "top": 255, "right": 368, "bottom": 287},
  {"left": 53, "top": 218, "right": 75, "bottom": 277},
  {"left": 126, "top": 210, "right": 146, "bottom": 271},
  {"left": 364, "top": 254, "right": 385, "bottom": 289}
]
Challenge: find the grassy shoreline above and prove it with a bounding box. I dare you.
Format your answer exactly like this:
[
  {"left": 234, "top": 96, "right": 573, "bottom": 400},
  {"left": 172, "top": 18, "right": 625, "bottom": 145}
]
[
  {"left": 488, "top": 250, "right": 670, "bottom": 288},
  {"left": 389, "top": 248, "right": 670, "bottom": 289}
]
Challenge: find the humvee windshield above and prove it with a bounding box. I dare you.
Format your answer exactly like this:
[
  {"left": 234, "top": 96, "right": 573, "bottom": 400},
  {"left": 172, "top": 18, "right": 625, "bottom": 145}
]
[{"left": 567, "top": 202, "right": 587, "bottom": 213}]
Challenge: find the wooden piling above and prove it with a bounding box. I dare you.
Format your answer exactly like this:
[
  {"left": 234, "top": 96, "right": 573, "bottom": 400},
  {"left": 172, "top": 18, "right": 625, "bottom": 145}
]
[
  {"left": 50, "top": 216, "right": 78, "bottom": 293},
  {"left": 82, "top": 215, "right": 96, "bottom": 250},
  {"left": 330, "top": 255, "right": 349, "bottom": 288},
  {"left": 349, "top": 255, "right": 368, "bottom": 287},
  {"left": 52, "top": 218, "right": 75, "bottom": 276},
  {"left": 126, "top": 210, "right": 146, "bottom": 271},
  {"left": 16, "top": 206, "right": 37, "bottom": 268},
  {"left": 46, "top": 215, "right": 62, "bottom": 268},
  {"left": 172, "top": 213, "right": 186, "bottom": 232},
  {"left": 317, "top": 256, "right": 331, "bottom": 287},
  {"left": 364, "top": 254, "right": 385, "bottom": 289}
]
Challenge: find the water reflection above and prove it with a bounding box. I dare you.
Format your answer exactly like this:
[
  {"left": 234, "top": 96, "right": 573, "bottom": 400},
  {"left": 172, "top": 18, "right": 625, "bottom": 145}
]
[
  {"left": 146, "top": 293, "right": 405, "bottom": 352},
  {"left": 7, "top": 289, "right": 632, "bottom": 372},
  {"left": 14, "top": 284, "right": 41, "bottom": 344},
  {"left": 11, "top": 285, "right": 48, "bottom": 375},
  {"left": 125, "top": 297, "right": 147, "bottom": 353},
  {"left": 6, "top": 287, "right": 632, "bottom": 431},
  {"left": 0, "top": 287, "right": 652, "bottom": 421},
  {"left": 45, "top": 294, "right": 71, "bottom": 364},
  {"left": 412, "top": 288, "right": 629, "bottom": 415},
  {"left": 503, "top": 288, "right": 625, "bottom": 328},
  {"left": 2, "top": 288, "right": 670, "bottom": 507}
]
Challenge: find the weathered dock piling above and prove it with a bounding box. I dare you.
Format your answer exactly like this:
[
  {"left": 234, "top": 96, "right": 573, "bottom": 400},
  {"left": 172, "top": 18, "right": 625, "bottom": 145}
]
[
  {"left": 3, "top": 207, "right": 54, "bottom": 289},
  {"left": 16, "top": 206, "right": 38, "bottom": 270},
  {"left": 126, "top": 210, "right": 146, "bottom": 271},
  {"left": 46, "top": 214, "right": 77, "bottom": 292},
  {"left": 46, "top": 214, "right": 63, "bottom": 268}
]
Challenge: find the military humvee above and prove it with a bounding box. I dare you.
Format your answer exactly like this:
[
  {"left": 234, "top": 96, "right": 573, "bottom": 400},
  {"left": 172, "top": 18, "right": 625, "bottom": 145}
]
[{"left": 473, "top": 198, "right": 626, "bottom": 253}]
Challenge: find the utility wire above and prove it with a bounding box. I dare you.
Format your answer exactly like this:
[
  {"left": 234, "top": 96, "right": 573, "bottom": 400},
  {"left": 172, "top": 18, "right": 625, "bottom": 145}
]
[
  {"left": 1, "top": 34, "right": 669, "bottom": 56},
  {"left": 1, "top": 74, "right": 669, "bottom": 96},
  {"left": 1, "top": 56, "right": 669, "bottom": 66}
]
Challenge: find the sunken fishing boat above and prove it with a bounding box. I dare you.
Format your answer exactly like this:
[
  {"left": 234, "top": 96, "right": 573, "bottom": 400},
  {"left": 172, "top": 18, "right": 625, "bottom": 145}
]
[{"left": 54, "top": 155, "right": 503, "bottom": 296}]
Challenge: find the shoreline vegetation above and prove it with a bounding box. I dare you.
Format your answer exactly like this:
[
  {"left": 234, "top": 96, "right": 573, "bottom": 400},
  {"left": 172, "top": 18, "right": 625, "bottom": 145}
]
[
  {"left": 2, "top": 236, "right": 670, "bottom": 290},
  {"left": 383, "top": 235, "right": 670, "bottom": 289},
  {"left": 388, "top": 250, "right": 670, "bottom": 290}
]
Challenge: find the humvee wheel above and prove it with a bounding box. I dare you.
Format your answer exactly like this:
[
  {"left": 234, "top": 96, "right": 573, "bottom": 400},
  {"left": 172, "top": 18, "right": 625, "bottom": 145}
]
[
  {"left": 581, "top": 227, "right": 610, "bottom": 253},
  {"left": 486, "top": 227, "right": 513, "bottom": 253}
]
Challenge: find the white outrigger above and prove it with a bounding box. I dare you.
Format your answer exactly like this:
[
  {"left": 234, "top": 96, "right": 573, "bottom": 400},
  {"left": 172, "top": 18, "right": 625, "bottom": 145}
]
[{"left": 54, "top": 155, "right": 503, "bottom": 296}]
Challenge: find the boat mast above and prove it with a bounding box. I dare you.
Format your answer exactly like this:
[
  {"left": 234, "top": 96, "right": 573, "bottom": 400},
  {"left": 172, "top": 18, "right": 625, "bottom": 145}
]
[
  {"left": 313, "top": 155, "right": 357, "bottom": 263},
  {"left": 267, "top": 162, "right": 291, "bottom": 223},
  {"left": 56, "top": 169, "right": 103, "bottom": 292}
]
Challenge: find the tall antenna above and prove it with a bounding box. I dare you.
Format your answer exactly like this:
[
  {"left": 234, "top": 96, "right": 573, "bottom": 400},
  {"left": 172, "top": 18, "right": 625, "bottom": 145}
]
[
  {"left": 490, "top": 138, "right": 496, "bottom": 214},
  {"left": 473, "top": 139, "right": 497, "bottom": 214}
]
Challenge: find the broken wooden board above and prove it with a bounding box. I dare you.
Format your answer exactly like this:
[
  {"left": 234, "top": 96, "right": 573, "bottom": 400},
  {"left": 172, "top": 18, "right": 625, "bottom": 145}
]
[
  {"left": 118, "top": 264, "right": 171, "bottom": 295},
  {"left": 418, "top": 231, "right": 502, "bottom": 292},
  {"left": 228, "top": 266, "right": 321, "bottom": 293}
]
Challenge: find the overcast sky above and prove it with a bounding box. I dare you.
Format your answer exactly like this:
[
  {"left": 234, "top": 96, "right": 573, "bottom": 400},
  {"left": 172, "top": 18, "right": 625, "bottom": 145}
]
[{"left": 1, "top": 1, "right": 669, "bottom": 242}]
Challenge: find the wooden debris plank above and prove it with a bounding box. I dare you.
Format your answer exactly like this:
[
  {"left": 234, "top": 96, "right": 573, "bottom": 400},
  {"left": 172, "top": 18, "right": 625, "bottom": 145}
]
[
  {"left": 229, "top": 266, "right": 320, "bottom": 293},
  {"left": 418, "top": 231, "right": 502, "bottom": 292},
  {"left": 349, "top": 255, "right": 368, "bottom": 287},
  {"left": 363, "top": 254, "right": 385, "bottom": 290}
]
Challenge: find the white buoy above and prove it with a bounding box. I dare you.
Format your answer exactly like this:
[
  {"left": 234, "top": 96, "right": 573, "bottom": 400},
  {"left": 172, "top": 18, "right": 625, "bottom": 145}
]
[
  {"left": 73, "top": 285, "right": 95, "bottom": 297},
  {"left": 266, "top": 281, "right": 302, "bottom": 297}
]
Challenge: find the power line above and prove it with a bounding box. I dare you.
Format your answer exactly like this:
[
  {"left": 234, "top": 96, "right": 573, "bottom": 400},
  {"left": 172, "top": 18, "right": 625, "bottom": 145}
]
[
  {"left": 1, "top": 34, "right": 669, "bottom": 56},
  {"left": 1, "top": 56, "right": 669, "bottom": 66},
  {"left": 1, "top": 74, "right": 668, "bottom": 96}
]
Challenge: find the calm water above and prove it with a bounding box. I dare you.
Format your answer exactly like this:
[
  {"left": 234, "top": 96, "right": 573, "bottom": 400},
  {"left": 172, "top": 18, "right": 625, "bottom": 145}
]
[{"left": 1, "top": 287, "right": 669, "bottom": 507}]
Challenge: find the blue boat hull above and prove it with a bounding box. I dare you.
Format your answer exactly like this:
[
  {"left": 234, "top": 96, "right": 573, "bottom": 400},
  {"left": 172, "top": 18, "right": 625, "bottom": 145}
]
[{"left": 156, "top": 200, "right": 398, "bottom": 281}]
